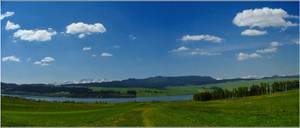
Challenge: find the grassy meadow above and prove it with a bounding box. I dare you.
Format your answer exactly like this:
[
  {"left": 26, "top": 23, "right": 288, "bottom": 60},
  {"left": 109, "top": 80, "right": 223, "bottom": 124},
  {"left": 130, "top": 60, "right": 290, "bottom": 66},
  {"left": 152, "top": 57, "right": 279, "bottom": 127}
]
[{"left": 1, "top": 89, "right": 299, "bottom": 126}]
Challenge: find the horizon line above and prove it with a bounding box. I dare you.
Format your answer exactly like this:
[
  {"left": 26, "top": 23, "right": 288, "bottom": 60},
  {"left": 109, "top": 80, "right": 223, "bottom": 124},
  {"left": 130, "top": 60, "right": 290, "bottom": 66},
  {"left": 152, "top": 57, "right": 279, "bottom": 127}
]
[{"left": 1, "top": 73, "right": 299, "bottom": 85}]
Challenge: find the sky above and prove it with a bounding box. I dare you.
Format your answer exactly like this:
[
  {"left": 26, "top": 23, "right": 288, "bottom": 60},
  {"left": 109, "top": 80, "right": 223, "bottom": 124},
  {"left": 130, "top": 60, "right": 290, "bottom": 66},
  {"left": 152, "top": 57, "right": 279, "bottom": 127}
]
[{"left": 1, "top": 2, "right": 299, "bottom": 84}]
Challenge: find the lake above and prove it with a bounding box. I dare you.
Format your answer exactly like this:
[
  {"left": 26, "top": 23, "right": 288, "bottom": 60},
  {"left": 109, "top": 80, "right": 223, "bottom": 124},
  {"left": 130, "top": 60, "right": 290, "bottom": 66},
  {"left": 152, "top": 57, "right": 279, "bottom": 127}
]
[{"left": 2, "top": 94, "right": 192, "bottom": 103}]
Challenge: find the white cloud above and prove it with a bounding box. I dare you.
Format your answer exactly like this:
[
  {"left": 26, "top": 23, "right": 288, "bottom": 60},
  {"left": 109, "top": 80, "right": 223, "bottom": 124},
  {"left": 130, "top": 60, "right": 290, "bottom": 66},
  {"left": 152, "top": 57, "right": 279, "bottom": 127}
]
[
  {"left": 181, "top": 34, "right": 223, "bottom": 43},
  {"left": 2, "top": 56, "right": 20, "bottom": 62},
  {"left": 78, "top": 34, "right": 85, "bottom": 38},
  {"left": 129, "top": 34, "right": 137, "bottom": 40},
  {"left": 172, "top": 46, "right": 190, "bottom": 52},
  {"left": 291, "top": 39, "right": 299, "bottom": 45},
  {"left": 171, "top": 47, "right": 221, "bottom": 56},
  {"left": 92, "top": 54, "right": 97, "bottom": 57},
  {"left": 190, "top": 48, "right": 222, "bottom": 56},
  {"left": 5, "top": 21, "right": 20, "bottom": 30},
  {"left": 270, "top": 41, "right": 281, "bottom": 47},
  {"left": 241, "top": 29, "right": 267, "bottom": 36},
  {"left": 101, "top": 52, "right": 113, "bottom": 57},
  {"left": 66, "top": 22, "right": 106, "bottom": 38},
  {"left": 34, "top": 57, "right": 55, "bottom": 66},
  {"left": 13, "top": 28, "right": 57, "bottom": 42},
  {"left": 190, "top": 51, "right": 222, "bottom": 56},
  {"left": 237, "top": 52, "right": 262, "bottom": 61},
  {"left": 0, "top": 11, "right": 14, "bottom": 20},
  {"left": 233, "top": 7, "right": 298, "bottom": 28},
  {"left": 256, "top": 47, "right": 277, "bottom": 54},
  {"left": 82, "top": 47, "right": 92, "bottom": 51},
  {"left": 256, "top": 41, "right": 281, "bottom": 54},
  {"left": 113, "top": 45, "right": 121, "bottom": 49},
  {"left": 238, "top": 41, "right": 281, "bottom": 61}
]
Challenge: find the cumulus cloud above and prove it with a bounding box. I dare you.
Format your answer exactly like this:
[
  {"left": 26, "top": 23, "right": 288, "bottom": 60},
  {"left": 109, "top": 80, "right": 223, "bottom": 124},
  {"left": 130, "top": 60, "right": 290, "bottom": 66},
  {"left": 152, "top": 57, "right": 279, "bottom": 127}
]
[
  {"left": 241, "top": 29, "right": 267, "bottom": 36},
  {"left": 172, "top": 46, "right": 190, "bottom": 52},
  {"left": 181, "top": 34, "right": 223, "bottom": 43},
  {"left": 233, "top": 7, "right": 298, "bottom": 28},
  {"left": 92, "top": 54, "right": 97, "bottom": 57},
  {"left": 0, "top": 11, "right": 14, "bottom": 20},
  {"left": 34, "top": 57, "right": 55, "bottom": 66},
  {"left": 101, "top": 52, "right": 113, "bottom": 57},
  {"left": 256, "top": 41, "right": 281, "bottom": 54},
  {"left": 82, "top": 47, "right": 92, "bottom": 51},
  {"left": 66, "top": 22, "right": 106, "bottom": 38},
  {"left": 5, "top": 21, "right": 20, "bottom": 30},
  {"left": 13, "top": 28, "right": 57, "bottom": 42},
  {"left": 237, "top": 52, "right": 262, "bottom": 61},
  {"left": 2, "top": 56, "right": 20, "bottom": 62}
]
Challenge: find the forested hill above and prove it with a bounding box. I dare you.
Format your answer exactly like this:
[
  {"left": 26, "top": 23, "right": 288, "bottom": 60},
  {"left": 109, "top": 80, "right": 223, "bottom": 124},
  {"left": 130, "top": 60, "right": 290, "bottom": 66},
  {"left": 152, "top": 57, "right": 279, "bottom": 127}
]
[
  {"left": 61, "top": 76, "right": 217, "bottom": 88},
  {"left": 2, "top": 75, "right": 299, "bottom": 88},
  {"left": 62, "top": 75, "right": 299, "bottom": 88}
]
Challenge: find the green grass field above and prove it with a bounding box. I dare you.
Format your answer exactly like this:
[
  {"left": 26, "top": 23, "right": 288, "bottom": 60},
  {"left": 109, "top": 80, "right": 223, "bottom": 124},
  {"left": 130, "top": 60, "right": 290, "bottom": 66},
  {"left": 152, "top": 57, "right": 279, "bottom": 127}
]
[
  {"left": 2, "top": 89, "right": 299, "bottom": 126},
  {"left": 90, "top": 77, "right": 299, "bottom": 97}
]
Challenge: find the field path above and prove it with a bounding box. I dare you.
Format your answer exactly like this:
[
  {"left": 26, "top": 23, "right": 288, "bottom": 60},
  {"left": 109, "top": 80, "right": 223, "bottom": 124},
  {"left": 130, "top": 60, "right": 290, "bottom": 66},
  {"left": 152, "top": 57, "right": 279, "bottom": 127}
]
[{"left": 142, "top": 107, "right": 154, "bottom": 126}]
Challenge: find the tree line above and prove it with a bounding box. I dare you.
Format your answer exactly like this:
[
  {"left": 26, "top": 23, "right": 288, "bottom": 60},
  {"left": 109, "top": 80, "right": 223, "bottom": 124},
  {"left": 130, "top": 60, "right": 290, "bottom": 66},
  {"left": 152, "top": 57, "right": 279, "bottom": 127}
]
[
  {"left": 193, "top": 80, "right": 299, "bottom": 101},
  {"left": 1, "top": 83, "right": 137, "bottom": 98}
]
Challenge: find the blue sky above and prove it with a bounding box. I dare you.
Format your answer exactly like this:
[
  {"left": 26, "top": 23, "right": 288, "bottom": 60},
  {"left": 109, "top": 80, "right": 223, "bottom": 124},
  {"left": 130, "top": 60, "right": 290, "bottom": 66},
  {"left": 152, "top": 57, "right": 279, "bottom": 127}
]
[{"left": 1, "top": 2, "right": 299, "bottom": 84}]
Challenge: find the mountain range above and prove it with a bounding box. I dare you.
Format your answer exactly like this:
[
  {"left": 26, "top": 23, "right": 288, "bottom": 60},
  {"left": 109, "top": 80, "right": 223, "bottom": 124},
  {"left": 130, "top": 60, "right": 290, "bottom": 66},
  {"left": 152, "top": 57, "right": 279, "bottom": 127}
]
[{"left": 2, "top": 74, "right": 298, "bottom": 88}]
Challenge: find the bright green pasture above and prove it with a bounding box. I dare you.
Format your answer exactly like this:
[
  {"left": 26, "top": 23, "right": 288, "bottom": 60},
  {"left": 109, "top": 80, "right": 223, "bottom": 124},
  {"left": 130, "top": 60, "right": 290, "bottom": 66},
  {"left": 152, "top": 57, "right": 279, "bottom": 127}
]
[{"left": 2, "top": 89, "right": 299, "bottom": 126}]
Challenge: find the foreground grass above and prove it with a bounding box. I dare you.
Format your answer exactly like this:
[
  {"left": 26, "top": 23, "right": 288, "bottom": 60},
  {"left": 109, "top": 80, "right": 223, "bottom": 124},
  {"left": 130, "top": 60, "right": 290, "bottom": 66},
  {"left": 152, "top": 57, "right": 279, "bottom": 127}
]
[{"left": 1, "top": 89, "right": 299, "bottom": 126}]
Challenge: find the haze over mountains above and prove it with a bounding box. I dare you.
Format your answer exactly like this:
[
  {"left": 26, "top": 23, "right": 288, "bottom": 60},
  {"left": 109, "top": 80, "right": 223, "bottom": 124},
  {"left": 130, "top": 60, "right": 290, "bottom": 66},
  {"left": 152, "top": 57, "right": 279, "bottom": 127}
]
[{"left": 2, "top": 74, "right": 299, "bottom": 88}]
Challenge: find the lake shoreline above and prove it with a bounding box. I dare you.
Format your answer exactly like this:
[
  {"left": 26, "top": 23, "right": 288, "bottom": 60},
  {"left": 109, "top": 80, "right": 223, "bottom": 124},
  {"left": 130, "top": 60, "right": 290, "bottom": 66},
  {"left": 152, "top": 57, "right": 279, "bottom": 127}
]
[{"left": 1, "top": 94, "right": 193, "bottom": 103}]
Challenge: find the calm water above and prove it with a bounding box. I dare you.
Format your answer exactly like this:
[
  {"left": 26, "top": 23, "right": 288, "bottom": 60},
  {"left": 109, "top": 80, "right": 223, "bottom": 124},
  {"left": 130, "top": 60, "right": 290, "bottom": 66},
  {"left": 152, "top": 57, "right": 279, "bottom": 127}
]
[{"left": 3, "top": 94, "right": 192, "bottom": 103}]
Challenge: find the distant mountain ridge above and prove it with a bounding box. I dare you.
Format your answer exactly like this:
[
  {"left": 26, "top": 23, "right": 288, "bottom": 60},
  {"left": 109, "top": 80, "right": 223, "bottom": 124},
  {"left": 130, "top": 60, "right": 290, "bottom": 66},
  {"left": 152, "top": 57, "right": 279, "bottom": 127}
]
[
  {"left": 1, "top": 74, "right": 299, "bottom": 88},
  {"left": 94, "top": 75, "right": 217, "bottom": 88},
  {"left": 58, "top": 75, "right": 218, "bottom": 88}
]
